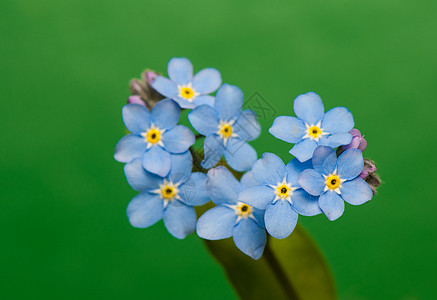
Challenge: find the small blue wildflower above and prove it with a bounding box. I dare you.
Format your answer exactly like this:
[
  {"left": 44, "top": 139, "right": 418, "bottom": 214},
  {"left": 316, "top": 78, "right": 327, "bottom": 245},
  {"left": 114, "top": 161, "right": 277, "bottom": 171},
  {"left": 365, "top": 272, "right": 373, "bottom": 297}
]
[
  {"left": 124, "top": 151, "right": 209, "bottom": 239},
  {"left": 188, "top": 84, "right": 261, "bottom": 172},
  {"left": 298, "top": 146, "right": 373, "bottom": 221},
  {"left": 237, "top": 153, "right": 321, "bottom": 239},
  {"left": 114, "top": 99, "right": 195, "bottom": 177},
  {"left": 197, "top": 167, "right": 266, "bottom": 259},
  {"left": 269, "top": 92, "right": 354, "bottom": 162},
  {"left": 151, "top": 57, "right": 222, "bottom": 109}
]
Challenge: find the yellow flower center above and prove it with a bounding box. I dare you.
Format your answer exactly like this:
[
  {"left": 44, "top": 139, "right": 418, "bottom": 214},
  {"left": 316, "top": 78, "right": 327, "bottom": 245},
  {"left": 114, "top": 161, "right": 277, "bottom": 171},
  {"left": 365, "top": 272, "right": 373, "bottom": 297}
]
[
  {"left": 277, "top": 184, "right": 291, "bottom": 198},
  {"left": 308, "top": 126, "right": 322, "bottom": 139},
  {"left": 144, "top": 129, "right": 161, "bottom": 144},
  {"left": 236, "top": 202, "right": 253, "bottom": 218},
  {"left": 161, "top": 186, "right": 177, "bottom": 200},
  {"left": 219, "top": 124, "right": 233, "bottom": 138},
  {"left": 326, "top": 174, "right": 341, "bottom": 190},
  {"left": 180, "top": 87, "right": 195, "bottom": 99}
]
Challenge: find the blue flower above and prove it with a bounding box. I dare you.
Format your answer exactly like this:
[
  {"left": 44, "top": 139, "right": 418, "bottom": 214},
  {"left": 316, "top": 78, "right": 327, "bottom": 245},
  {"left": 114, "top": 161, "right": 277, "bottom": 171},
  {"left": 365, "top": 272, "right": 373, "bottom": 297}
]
[
  {"left": 298, "top": 146, "right": 373, "bottom": 221},
  {"left": 124, "top": 151, "right": 209, "bottom": 239},
  {"left": 269, "top": 92, "right": 354, "bottom": 162},
  {"left": 237, "top": 153, "right": 322, "bottom": 239},
  {"left": 196, "top": 166, "right": 266, "bottom": 259},
  {"left": 188, "top": 84, "right": 260, "bottom": 171},
  {"left": 151, "top": 57, "right": 222, "bottom": 109},
  {"left": 114, "top": 99, "right": 195, "bottom": 177}
]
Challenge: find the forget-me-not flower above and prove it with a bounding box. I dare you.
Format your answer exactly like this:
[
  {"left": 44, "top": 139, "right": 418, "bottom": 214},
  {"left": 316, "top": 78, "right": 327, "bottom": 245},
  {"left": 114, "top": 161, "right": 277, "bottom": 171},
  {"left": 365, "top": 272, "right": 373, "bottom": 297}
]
[
  {"left": 188, "top": 84, "right": 260, "bottom": 172},
  {"left": 196, "top": 166, "right": 266, "bottom": 259},
  {"left": 269, "top": 92, "right": 354, "bottom": 162},
  {"left": 114, "top": 99, "right": 195, "bottom": 177},
  {"left": 124, "top": 151, "right": 209, "bottom": 239},
  {"left": 237, "top": 153, "right": 321, "bottom": 239},
  {"left": 298, "top": 146, "right": 373, "bottom": 221},
  {"left": 151, "top": 57, "right": 222, "bottom": 109}
]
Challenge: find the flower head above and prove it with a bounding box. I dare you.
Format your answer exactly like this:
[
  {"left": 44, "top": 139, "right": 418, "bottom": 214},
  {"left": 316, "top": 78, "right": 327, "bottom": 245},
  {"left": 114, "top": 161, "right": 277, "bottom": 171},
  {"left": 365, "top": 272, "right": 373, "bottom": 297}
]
[
  {"left": 114, "top": 99, "right": 195, "bottom": 177},
  {"left": 196, "top": 167, "right": 266, "bottom": 259},
  {"left": 237, "top": 153, "right": 321, "bottom": 239},
  {"left": 298, "top": 146, "right": 373, "bottom": 221},
  {"left": 188, "top": 84, "right": 261, "bottom": 171},
  {"left": 151, "top": 57, "right": 222, "bottom": 109},
  {"left": 269, "top": 92, "right": 354, "bottom": 162}
]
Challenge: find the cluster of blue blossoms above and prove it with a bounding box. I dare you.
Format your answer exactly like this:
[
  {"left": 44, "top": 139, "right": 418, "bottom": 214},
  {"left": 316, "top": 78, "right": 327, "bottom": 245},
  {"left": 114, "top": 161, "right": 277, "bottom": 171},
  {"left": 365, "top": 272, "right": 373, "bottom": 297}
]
[{"left": 115, "top": 58, "right": 376, "bottom": 259}]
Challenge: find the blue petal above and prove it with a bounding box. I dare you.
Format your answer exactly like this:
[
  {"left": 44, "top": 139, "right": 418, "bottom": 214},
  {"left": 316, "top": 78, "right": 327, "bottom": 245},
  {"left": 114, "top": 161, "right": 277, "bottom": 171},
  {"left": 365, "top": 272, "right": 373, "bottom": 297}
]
[
  {"left": 124, "top": 158, "right": 162, "bottom": 191},
  {"left": 252, "top": 153, "right": 286, "bottom": 185},
  {"left": 311, "top": 146, "right": 337, "bottom": 176},
  {"left": 151, "top": 99, "right": 180, "bottom": 130},
  {"left": 122, "top": 104, "right": 150, "bottom": 134},
  {"left": 265, "top": 201, "right": 298, "bottom": 239},
  {"left": 232, "top": 218, "right": 266, "bottom": 260},
  {"left": 269, "top": 116, "right": 306, "bottom": 143},
  {"left": 196, "top": 206, "right": 237, "bottom": 240},
  {"left": 298, "top": 169, "right": 325, "bottom": 196},
  {"left": 193, "top": 95, "right": 215, "bottom": 107},
  {"left": 240, "top": 171, "right": 258, "bottom": 189},
  {"left": 173, "top": 97, "right": 196, "bottom": 109},
  {"left": 114, "top": 134, "right": 147, "bottom": 163},
  {"left": 251, "top": 208, "right": 266, "bottom": 228},
  {"left": 201, "top": 134, "right": 225, "bottom": 169},
  {"left": 285, "top": 158, "right": 313, "bottom": 186},
  {"left": 188, "top": 105, "right": 219, "bottom": 136},
  {"left": 163, "top": 200, "right": 196, "bottom": 239},
  {"left": 168, "top": 151, "right": 193, "bottom": 179},
  {"left": 337, "top": 148, "right": 364, "bottom": 180},
  {"left": 163, "top": 125, "right": 195, "bottom": 153},
  {"left": 167, "top": 57, "right": 193, "bottom": 85},
  {"left": 179, "top": 172, "right": 210, "bottom": 206},
  {"left": 224, "top": 139, "right": 257, "bottom": 172},
  {"left": 192, "top": 68, "right": 222, "bottom": 94},
  {"left": 293, "top": 92, "right": 324, "bottom": 125},
  {"left": 206, "top": 166, "right": 240, "bottom": 205},
  {"left": 126, "top": 192, "right": 163, "bottom": 228},
  {"left": 233, "top": 110, "right": 261, "bottom": 142},
  {"left": 319, "top": 133, "right": 353, "bottom": 148},
  {"left": 319, "top": 191, "right": 345, "bottom": 221},
  {"left": 151, "top": 76, "right": 178, "bottom": 98},
  {"left": 142, "top": 146, "right": 171, "bottom": 177},
  {"left": 289, "top": 138, "right": 318, "bottom": 162},
  {"left": 214, "top": 84, "right": 243, "bottom": 120},
  {"left": 322, "top": 107, "right": 354, "bottom": 134},
  {"left": 237, "top": 186, "right": 274, "bottom": 210},
  {"left": 340, "top": 177, "right": 373, "bottom": 205},
  {"left": 291, "top": 189, "right": 322, "bottom": 216}
]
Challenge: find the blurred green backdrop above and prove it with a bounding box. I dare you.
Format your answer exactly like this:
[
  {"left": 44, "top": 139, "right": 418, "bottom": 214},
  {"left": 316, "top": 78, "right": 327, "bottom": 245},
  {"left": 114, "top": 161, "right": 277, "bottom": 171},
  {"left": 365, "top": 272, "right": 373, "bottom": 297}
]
[{"left": 1, "top": 0, "right": 436, "bottom": 299}]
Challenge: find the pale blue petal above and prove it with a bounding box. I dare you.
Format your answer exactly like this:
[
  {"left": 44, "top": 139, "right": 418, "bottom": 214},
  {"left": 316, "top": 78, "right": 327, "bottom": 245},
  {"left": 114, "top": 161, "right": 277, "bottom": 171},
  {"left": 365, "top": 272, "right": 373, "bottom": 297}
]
[
  {"left": 298, "top": 169, "right": 325, "bottom": 196},
  {"left": 214, "top": 84, "right": 243, "bottom": 120},
  {"left": 163, "top": 201, "right": 196, "bottom": 239},
  {"left": 233, "top": 110, "right": 261, "bottom": 142},
  {"left": 237, "top": 186, "right": 274, "bottom": 210},
  {"left": 322, "top": 107, "right": 354, "bottom": 134},
  {"left": 251, "top": 208, "right": 265, "bottom": 228},
  {"left": 269, "top": 116, "right": 306, "bottom": 143},
  {"left": 233, "top": 218, "right": 266, "bottom": 260},
  {"left": 193, "top": 95, "right": 215, "bottom": 107},
  {"left": 285, "top": 158, "right": 313, "bottom": 186},
  {"left": 319, "top": 132, "right": 353, "bottom": 148},
  {"left": 252, "top": 152, "right": 286, "bottom": 185},
  {"left": 264, "top": 201, "right": 298, "bottom": 239},
  {"left": 114, "top": 134, "right": 147, "bottom": 163},
  {"left": 188, "top": 105, "right": 219, "bottom": 136},
  {"left": 122, "top": 104, "right": 150, "bottom": 134},
  {"left": 319, "top": 191, "right": 345, "bottom": 221},
  {"left": 289, "top": 138, "right": 318, "bottom": 162},
  {"left": 151, "top": 76, "right": 178, "bottom": 98},
  {"left": 124, "top": 158, "right": 162, "bottom": 191},
  {"left": 240, "top": 171, "right": 258, "bottom": 189},
  {"left": 163, "top": 125, "right": 195, "bottom": 153},
  {"left": 179, "top": 172, "right": 210, "bottom": 206},
  {"left": 291, "top": 189, "right": 322, "bottom": 216},
  {"left": 168, "top": 151, "right": 193, "bottom": 178},
  {"left": 142, "top": 145, "right": 171, "bottom": 177},
  {"left": 311, "top": 146, "right": 337, "bottom": 176},
  {"left": 167, "top": 57, "right": 193, "bottom": 85},
  {"left": 126, "top": 192, "right": 163, "bottom": 228},
  {"left": 196, "top": 206, "right": 237, "bottom": 240},
  {"left": 224, "top": 139, "right": 257, "bottom": 172},
  {"left": 201, "top": 134, "right": 225, "bottom": 169},
  {"left": 192, "top": 68, "right": 222, "bottom": 94},
  {"left": 337, "top": 149, "right": 364, "bottom": 180},
  {"left": 173, "top": 97, "right": 196, "bottom": 109},
  {"left": 340, "top": 178, "right": 373, "bottom": 205},
  {"left": 206, "top": 166, "right": 240, "bottom": 205},
  {"left": 151, "top": 99, "right": 180, "bottom": 130},
  {"left": 293, "top": 92, "right": 324, "bottom": 125}
]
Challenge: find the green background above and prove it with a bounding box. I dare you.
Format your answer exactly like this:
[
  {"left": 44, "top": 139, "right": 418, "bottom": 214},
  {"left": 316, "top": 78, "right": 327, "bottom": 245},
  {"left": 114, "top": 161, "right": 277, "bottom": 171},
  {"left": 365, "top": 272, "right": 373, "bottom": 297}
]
[{"left": 1, "top": 0, "right": 435, "bottom": 299}]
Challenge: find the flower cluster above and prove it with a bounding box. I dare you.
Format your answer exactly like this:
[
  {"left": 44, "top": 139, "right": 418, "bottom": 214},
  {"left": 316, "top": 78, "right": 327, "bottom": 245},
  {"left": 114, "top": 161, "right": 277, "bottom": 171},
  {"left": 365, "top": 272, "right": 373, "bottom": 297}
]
[{"left": 114, "top": 57, "right": 379, "bottom": 259}]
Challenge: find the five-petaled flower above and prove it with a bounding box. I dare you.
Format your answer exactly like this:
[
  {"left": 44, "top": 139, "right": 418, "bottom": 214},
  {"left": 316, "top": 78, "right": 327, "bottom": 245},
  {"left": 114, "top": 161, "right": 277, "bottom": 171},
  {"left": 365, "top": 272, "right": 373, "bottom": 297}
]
[
  {"left": 188, "top": 84, "right": 261, "bottom": 172},
  {"left": 269, "top": 92, "right": 354, "bottom": 162},
  {"left": 114, "top": 99, "right": 195, "bottom": 177},
  {"left": 196, "top": 167, "right": 266, "bottom": 259},
  {"left": 237, "top": 153, "right": 322, "bottom": 239},
  {"left": 298, "top": 146, "right": 373, "bottom": 221},
  {"left": 124, "top": 151, "right": 209, "bottom": 239},
  {"left": 151, "top": 57, "right": 222, "bottom": 109}
]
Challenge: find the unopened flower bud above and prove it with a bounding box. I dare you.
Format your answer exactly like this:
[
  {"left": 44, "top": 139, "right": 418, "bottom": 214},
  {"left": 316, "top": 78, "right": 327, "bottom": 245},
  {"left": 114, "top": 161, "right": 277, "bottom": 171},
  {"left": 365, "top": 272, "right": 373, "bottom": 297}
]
[
  {"left": 342, "top": 129, "right": 367, "bottom": 152},
  {"left": 128, "top": 69, "right": 165, "bottom": 109}
]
